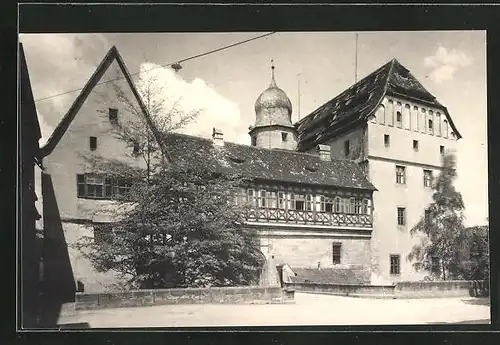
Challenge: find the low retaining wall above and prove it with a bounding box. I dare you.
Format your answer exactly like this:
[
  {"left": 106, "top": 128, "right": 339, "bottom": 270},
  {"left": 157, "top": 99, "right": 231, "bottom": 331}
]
[
  {"left": 283, "top": 282, "right": 395, "bottom": 297},
  {"left": 76, "top": 286, "right": 293, "bottom": 311},
  {"left": 284, "top": 280, "right": 488, "bottom": 299}
]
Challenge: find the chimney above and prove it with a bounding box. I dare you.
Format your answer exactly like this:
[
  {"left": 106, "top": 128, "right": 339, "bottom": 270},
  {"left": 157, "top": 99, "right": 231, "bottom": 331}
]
[
  {"left": 317, "top": 144, "right": 331, "bottom": 161},
  {"left": 212, "top": 127, "right": 224, "bottom": 146}
]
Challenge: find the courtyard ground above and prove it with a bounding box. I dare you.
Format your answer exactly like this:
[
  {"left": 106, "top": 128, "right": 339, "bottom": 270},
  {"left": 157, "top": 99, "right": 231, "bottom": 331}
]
[{"left": 56, "top": 292, "right": 490, "bottom": 328}]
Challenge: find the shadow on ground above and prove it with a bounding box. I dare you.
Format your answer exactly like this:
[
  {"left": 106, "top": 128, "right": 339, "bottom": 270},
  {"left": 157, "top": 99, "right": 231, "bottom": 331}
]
[{"left": 462, "top": 298, "right": 490, "bottom": 306}]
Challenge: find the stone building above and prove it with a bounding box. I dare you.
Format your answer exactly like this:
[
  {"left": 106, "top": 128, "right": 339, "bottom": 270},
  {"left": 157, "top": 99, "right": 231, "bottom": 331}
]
[
  {"left": 295, "top": 59, "right": 461, "bottom": 283},
  {"left": 38, "top": 46, "right": 377, "bottom": 294}
]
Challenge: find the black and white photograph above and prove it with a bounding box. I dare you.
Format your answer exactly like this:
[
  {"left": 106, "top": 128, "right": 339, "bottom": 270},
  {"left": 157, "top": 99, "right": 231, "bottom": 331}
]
[{"left": 19, "top": 27, "right": 490, "bottom": 329}]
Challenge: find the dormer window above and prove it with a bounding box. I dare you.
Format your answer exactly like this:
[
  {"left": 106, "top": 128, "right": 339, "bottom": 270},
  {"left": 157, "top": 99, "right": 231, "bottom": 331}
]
[
  {"left": 281, "top": 132, "right": 288, "bottom": 142},
  {"left": 109, "top": 108, "right": 118, "bottom": 126}
]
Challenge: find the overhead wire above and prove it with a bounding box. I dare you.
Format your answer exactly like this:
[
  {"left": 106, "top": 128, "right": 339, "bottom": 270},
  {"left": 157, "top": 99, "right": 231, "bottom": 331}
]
[{"left": 34, "top": 31, "right": 277, "bottom": 103}]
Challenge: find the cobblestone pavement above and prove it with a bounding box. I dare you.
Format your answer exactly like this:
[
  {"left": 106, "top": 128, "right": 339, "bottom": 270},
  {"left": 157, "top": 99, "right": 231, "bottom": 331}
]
[{"left": 57, "top": 293, "right": 490, "bottom": 328}]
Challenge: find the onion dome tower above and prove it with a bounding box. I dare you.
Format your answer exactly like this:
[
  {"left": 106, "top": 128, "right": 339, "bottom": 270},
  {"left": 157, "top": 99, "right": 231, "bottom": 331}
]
[{"left": 249, "top": 60, "right": 298, "bottom": 150}]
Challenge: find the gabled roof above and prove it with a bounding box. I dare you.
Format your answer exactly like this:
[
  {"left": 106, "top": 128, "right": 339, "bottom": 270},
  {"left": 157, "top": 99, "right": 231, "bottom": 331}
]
[
  {"left": 39, "top": 46, "right": 170, "bottom": 162},
  {"left": 162, "top": 132, "right": 376, "bottom": 191},
  {"left": 295, "top": 59, "right": 462, "bottom": 151},
  {"left": 19, "top": 43, "right": 41, "bottom": 144}
]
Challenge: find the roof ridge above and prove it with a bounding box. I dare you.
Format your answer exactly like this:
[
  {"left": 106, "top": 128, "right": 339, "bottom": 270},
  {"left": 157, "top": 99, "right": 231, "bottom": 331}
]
[
  {"left": 166, "top": 131, "right": 360, "bottom": 164},
  {"left": 39, "top": 46, "right": 169, "bottom": 161}
]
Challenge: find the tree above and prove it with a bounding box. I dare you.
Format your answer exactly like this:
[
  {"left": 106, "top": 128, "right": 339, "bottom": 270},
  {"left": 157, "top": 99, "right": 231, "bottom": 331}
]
[
  {"left": 75, "top": 66, "right": 264, "bottom": 289},
  {"left": 407, "top": 153, "right": 468, "bottom": 280},
  {"left": 76, "top": 154, "right": 264, "bottom": 289}
]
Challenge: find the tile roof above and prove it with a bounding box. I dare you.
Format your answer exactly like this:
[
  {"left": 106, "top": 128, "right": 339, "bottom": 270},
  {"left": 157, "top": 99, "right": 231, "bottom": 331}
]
[
  {"left": 295, "top": 59, "right": 462, "bottom": 151},
  {"left": 163, "top": 132, "right": 376, "bottom": 191},
  {"left": 290, "top": 267, "right": 371, "bottom": 285}
]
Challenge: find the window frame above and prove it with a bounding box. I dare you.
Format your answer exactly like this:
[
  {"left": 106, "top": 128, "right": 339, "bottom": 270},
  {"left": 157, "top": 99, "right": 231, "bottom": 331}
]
[
  {"left": 332, "top": 242, "right": 342, "bottom": 265},
  {"left": 396, "top": 111, "right": 403, "bottom": 128},
  {"left": 108, "top": 108, "right": 119, "bottom": 126},
  {"left": 77, "top": 174, "right": 131, "bottom": 200},
  {"left": 397, "top": 207, "right": 406, "bottom": 226},
  {"left": 281, "top": 132, "right": 288, "bottom": 142},
  {"left": 423, "top": 169, "right": 433, "bottom": 188},
  {"left": 390, "top": 254, "right": 401, "bottom": 275},
  {"left": 89, "top": 136, "right": 97, "bottom": 151},
  {"left": 395, "top": 165, "right": 406, "bottom": 184}
]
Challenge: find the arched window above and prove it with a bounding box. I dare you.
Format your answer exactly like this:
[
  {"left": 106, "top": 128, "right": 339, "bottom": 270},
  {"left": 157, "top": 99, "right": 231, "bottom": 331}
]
[
  {"left": 386, "top": 100, "right": 394, "bottom": 126},
  {"left": 404, "top": 104, "right": 411, "bottom": 130},
  {"left": 428, "top": 110, "right": 434, "bottom": 134},
  {"left": 413, "top": 106, "right": 419, "bottom": 132},
  {"left": 376, "top": 104, "right": 385, "bottom": 124},
  {"left": 443, "top": 120, "right": 449, "bottom": 138},
  {"left": 396, "top": 111, "right": 403, "bottom": 128},
  {"left": 334, "top": 196, "right": 341, "bottom": 213},
  {"left": 436, "top": 112, "right": 441, "bottom": 136},
  {"left": 349, "top": 197, "right": 356, "bottom": 214},
  {"left": 420, "top": 108, "right": 427, "bottom": 132}
]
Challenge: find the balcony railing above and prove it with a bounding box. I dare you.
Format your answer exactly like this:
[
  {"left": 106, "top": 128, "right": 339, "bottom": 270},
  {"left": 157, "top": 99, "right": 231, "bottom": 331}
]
[{"left": 244, "top": 208, "right": 373, "bottom": 228}]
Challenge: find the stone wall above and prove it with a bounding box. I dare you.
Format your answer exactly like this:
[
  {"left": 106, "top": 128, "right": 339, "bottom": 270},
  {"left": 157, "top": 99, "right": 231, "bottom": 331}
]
[
  {"left": 284, "top": 280, "right": 488, "bottom": 299},
  {"left": 75, "top": 286, "right": 292, "bottom": 311}
]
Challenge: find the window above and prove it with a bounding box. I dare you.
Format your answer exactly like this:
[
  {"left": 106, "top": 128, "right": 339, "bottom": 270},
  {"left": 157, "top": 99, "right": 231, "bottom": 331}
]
[
  {"left": 320, "top": 196, "right": 334, "bottom": 213},
  {"left": 362, "top": 199, "right": 370, "bottom": 215},
  {"left": 344, "top": 140, "right": 350, "bottom": 157},
  {"left": 354, "top": 199, "right": 363, "bottom": 214},
  {"left": 425, "top": 209, "right": 432, "bottom": 224},
  {"left": 443, "top": 120, "right": 449, "bottom": 138},
  {"left": 251, "top": 136, "right": 257, "bottom": 146},
  {"left": 132, "top": 141, "right": 140, "bottom": 156},
  {"left": 76, "top": 174, "right": 131, "bottom": 199},
  {"left": 247, "top": 189, "right": 257, "bottom": 206},
  {"left": 89, "top": 136, "right": 97, "bottom": 151},
  {"left": 334, "top": 196, "right": 342, "bottom": 213},
  {"left": 397, "top": 207, "right": 406, "bottom": 226},
  {"left": 396, "top": 111, "right": 402, "bottom": 128},
  {"left": 278, "top": 192, "right": 286, "bottom": 209},
  {"left": 384, "top": 134, "right": 390, "bottom": 147},
  {"left": 413, "top": 140, "right": 419, "bottom": 151},
  {"left": 259, "top": 190, "right": 267, "bottom": 208},
  {"left": 423, "top": 170, "right": 433, "bottom": 188},
  {"left": 396, "top": 165, "right": 406, "bottom": 184},
  {"left": 390, "top": 255, "right": 401, "bottom": 275},
  {"left": 440, "top": 145, "right": 445, "bottom": 155},
  {"left": 281, "top": 132, "right": 288, "bottom": 142},
  {"left": 349, "top": 197, "right": 356, "bottom": 214},
  {"left": 305, "top": 195, "right": 313, "bottom": 211},
  {"left": 293, "top": 194, "right": 306, "bottom": 211},
  {"left": 428, "top": 119, "right": 434, "bottom": 133},
  {"left": 108, "top": 108, "right": 118, "bottom": 126},
  {"left": 266, "top": 191, "right": 277, "bottom": 209},
  {"left": 332, "top": 243, "right": 342, "bottom": 265}
]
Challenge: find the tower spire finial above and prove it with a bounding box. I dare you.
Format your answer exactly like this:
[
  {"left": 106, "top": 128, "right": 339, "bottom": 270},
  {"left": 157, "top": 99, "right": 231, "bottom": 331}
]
[{"left": 270, "top": 59, "right": 277, "bottom": 87}]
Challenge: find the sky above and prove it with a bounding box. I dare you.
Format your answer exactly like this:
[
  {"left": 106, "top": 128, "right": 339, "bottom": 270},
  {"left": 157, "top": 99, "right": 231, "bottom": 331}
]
[{"left": 20, "top": 31, "right": 488, "bottom": 226}]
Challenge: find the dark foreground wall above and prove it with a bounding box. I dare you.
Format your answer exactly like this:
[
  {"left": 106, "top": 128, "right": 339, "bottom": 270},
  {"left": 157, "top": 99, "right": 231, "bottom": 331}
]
[
  {"left": 76, "top": 286, "right": 293, "bottom": 311},
  {"left": 284, "top": 280, "right": 488, "bottom": 298}
]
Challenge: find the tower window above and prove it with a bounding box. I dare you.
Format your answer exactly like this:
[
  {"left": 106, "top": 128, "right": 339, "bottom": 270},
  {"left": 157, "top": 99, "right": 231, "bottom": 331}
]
[
  {"left": 332, "top": 243, "right": 342, "bottom": 265},
  {"left": 108, "top": 108, "right": 118, "bottom": 126},
  {"left": 396, "top": 165, "right": 406, "bottom": 184},
  {"left": 390, "top": 254, "right": 401, "bottom": 275},
  {"left": 281, "top": 132, "right": 288, "bottom": 142},
  {"left": 396, "top": 111, "right": 402, "bottom": 128},
  {"left": 397, "top": 207, "right": 406, "bottom": 226},
  {"left": 344, "top": 140, "right": 350, "bottom": 157},
  {"left": 90, "top": 136, "right": 97, "bottom": 151},
  {"left": 413, "top": 140, "right": 419, "bottom": 151},
  {"left": 440, "top": 145, "right": 445, "bottom": 155},
  {"left": 384, "top": 134, "right": 390, "bottom": 147},
  {"left": 423, "top": 169, "right": 433, "bottom": 188},
  {"left": 251, "top": 136, "right": 257, "bottom": 146}
]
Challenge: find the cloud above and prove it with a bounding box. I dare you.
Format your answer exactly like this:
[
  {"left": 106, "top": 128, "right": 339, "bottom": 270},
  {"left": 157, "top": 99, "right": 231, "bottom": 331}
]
[
  {"left": 137, "top": 63, "right": 244, "bottom": 143},
  {"left": 423, "top": 46, "right": 473, "bottom": 83},
  {"left": 37, "top": 111, "right": 55, "bottom": 146}
]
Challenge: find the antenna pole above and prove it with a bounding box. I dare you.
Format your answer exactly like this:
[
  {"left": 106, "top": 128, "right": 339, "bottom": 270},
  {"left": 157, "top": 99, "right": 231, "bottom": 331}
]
[{"left": 355, "top": 33, "right": 359, "bottom": 83}]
